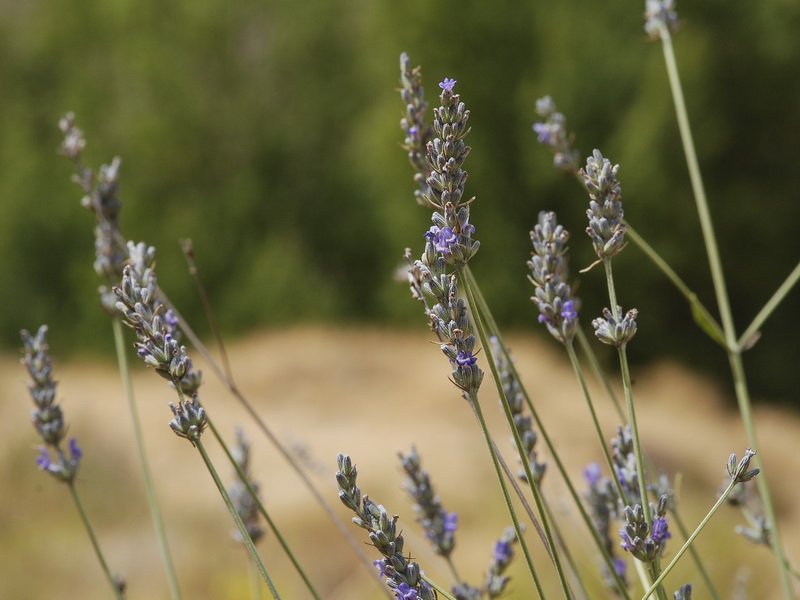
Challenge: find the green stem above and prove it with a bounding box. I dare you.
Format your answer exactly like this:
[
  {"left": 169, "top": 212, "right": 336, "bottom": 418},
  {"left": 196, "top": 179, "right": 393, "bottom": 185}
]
[
  {"left": 467, "top": 387, "right": 547, "bottom": 600},
  {"left": 738, "top": 260, "right": 800, "bottom": 350},
  {"left": 565, "top": 341, "right": 627, "bottom": 504},
  {"left": 160, "top": 293, "right": 392, "bottom": 599},
  {"left": 68, "top": 482, "right": 125, "bottom": 600},
  {"left": 421, "top": 574, "right": 458, "bottom": 600},
  {"left": 624, "top": 224, "right": 725, "bottom": 346},
  {"left": 658, "top": 21, "right": 794, "bottom": 598},
  {"left": 463, "top": 265, "right": 629, "bottom": 599},
  {"left": 205, "top": 416, "right": 321, "bottom": 600},
  {"left": 462, "top": 270, "right": 572, "bottom": 600},
  {"left": 111, "top": 318, "right": 182, "bottom": 600},
  {"left": 194, "top": 437, "right": 281, "bottom": 599},
  {"left": 642, "top": 478, "right": 739, "bottom": 599}
]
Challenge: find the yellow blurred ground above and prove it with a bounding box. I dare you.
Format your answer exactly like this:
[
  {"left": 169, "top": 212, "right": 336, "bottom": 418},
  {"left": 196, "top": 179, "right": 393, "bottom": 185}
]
[{"left": 2, "top": 326, "right": 798, "bottom": 599}]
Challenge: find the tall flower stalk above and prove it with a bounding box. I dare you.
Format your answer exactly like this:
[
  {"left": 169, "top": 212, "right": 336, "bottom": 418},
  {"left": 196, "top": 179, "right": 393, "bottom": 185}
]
[
  {"left": 401, "top": 57, "right": 570, "bottom": 599},
  {"left": 646, "top": 2, "right": 795, "bottom": 595},
  {"left": 58, "top": 115, "right": 183, "bottom": 600},
  {"left": 21, "top": 325, "right": 126, "bottom": 600}
]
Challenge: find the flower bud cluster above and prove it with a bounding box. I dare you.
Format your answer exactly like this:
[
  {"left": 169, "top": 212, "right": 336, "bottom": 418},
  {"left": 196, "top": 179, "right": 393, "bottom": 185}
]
[
  {"left": 114, "top": 242, "right": 203, "bottom": 395},
  {"left": 336, "top": 454, "right": 436, "bottom": 600},
  {"left": 168, "top": 396, "right": 207, "bottom": 446},
  {"left": 59, "top": 113, "right": 127, "bottom": 315},
  {"left": 581, "top": 150, "right": 627, "bottom": 262},
  {"left": 451, "top": 527, "right": 519, "bottom": 600},
  {"left": 592, "top": 306, "right": 639, "bottom": 347},
  {"left": 21, "top": 325, "right": 83, "bottom": 484},
  {"left": 727, "top": 448, "right": 760, "bottom": 483},
  {"left": 532, "top": 96, "right": 580, "bottom": 173},
  {"left": 618, "top": 495, "right": 671, "bottom": 563},
  {"left": 528, "top": 211, "right": 579, "bottom": 345},
  {"left": 399, "top": 447, "right": 458, "bottom": 558},
  {"left": 673, "top": 583, "right": 693, "bottom": 600},
  {"left": 489, "top": 337, "right": 546, "bottom": 483},
  {"left": 583, "top": 463, "right": 629, "bottom": 590},
  {"left": 419, "top": 77, "right": 479, "bottom": 268},
  {"left": 399, "top": 53, "right": 434, "bottom": 209},
  {"left": 644, "top": 0, "right": 680, "bottom": 40},
  {"left": 228, "top": 428, "right": 265, "bottom": 545}
]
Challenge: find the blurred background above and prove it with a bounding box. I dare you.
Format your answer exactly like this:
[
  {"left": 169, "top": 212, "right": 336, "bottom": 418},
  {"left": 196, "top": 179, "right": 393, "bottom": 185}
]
[
  {"left": 2, "top": 1, "right": 800, "bottom": 598},
  {"left": 1, "top": 0, "right": 799, "bottom": 405}
]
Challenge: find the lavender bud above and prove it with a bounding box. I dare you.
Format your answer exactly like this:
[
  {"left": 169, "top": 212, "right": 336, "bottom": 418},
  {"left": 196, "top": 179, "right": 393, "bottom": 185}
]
[
  {"left": 168, "top": 396, "right": 207, "bottom": 445},
  {"left": 727, "top": 448, "right": 760, "bottom": 483},
  {"left": 582, "top": 150, "right": 627, "bottom": 262},
  {"left": 645, "top": 0, "right": 680, "bottom": 40},
  {"left": 592, "top": 307, "right": 639, "bottom": 347}
]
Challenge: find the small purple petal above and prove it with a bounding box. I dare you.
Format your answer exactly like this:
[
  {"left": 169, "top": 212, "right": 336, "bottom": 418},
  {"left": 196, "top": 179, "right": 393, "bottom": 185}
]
[
  {"left": 444, "top": 512, "right": 458, "bottom": 533},
  {"left": 35, "top": 447, "right": 51, "bottom": 470},
  {"left": 394, "top": 582, "right": 419, "bottom": 600},
  {"left": 69, "top": 438, "right": 82, "bottom": 460},
  {"left": 493, "top": 540, "right": 512, "bottom": 563},
  {"left": 533, "top": 122, "right": 551, "bottom": 144},
  {"left": 455, "top": 350, "right": 477, "bottom": 366},
  {"left": 438, "top": 78, "right": 457, "bottom": 92},
  {"left": 651, "top": 517, "right": 671, "bottom": 544},
  {"left": 583, "top": 462, "right": 601, "bottom": 486}
]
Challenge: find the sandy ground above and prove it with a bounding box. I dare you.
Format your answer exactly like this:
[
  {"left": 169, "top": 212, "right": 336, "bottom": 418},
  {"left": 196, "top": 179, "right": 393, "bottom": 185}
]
[{"left": 1, "top": 326, "right": 798, "bottom": 599}]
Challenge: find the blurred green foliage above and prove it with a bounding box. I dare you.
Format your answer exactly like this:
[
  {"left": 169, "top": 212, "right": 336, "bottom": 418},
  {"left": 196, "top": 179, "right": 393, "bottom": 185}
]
[{"left": 2, "top": 0, "right": 798, "bottom": 403}]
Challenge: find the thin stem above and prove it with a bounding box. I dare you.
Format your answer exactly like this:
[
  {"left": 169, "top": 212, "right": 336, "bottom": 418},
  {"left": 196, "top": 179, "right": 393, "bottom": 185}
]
[
  {"left": 67, "top": 482, "right": 125, "bottom": 600},
  {"left": 205, "top": 416, "right": 321, "bottom": 600},
  {"left": 194, "top": 437, "right": 281, "bottom": 599},
  {"left": 624, "top": 223, "right": 724, "bottom": 346},
  {"left": 421, "top": 574, "right": 458, "bottom": 600},
  {"left": 565, "top": 341, "right": 627, "bottom": 503},
  {"left": 467, "top": 387, "right": 547, "bottom": 600},
  {"left": 658, "top": 21, "right": 794, "bottom": 597},
  {"left": 463, "top": 270, "right": 572, "bottom": 600},
  {"left": 463, "top": 265, "right": 630, "bottom": 599},
  {"left": 111, "top": 317, "right": 182, "bottom": 600},
  {"left": 642, "top": 479, "right": 740, "bottom": 599},
  {"left": 738, "top": 260, "right": 800, "bottom": 350},
  {"left": 248, "top": 554, "right": 264, "bottom": 600},
  {"left": 158, "top": 291, "right": 392, "bottom": 599}
]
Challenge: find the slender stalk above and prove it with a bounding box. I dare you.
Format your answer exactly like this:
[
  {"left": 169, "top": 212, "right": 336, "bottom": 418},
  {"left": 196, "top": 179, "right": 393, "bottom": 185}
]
[
  {"left": 159, "top": 291, "right": 392, "bottom": 599},
  {"left": 194, "top": 437, "right": 281, "bottom": 599},
  {"left": 111, "top": 318, "right": 182, "bottom": 600},
  {"left": 464, "top": 265, "right": 630, "bottom": 599},
  {"left": 565, "top": 341, "right": 626, "bottom": 503},
  {"left": 247, "top": 555, "right": 264, "bottom": 600},
  {"left": 657, "top": 21, "right": 794, "bottom": 597},
  {"left": 624, "top": 224, "right": 724, "bottom": 346},
  {"left": 642, "top": 479, "right": 739, "bottom": 599},
  {"left": 463, "top": 272, "right": 572, "bottom": 600},
  {"left": 68, "top": 482, "right": 125, "bottom": 600},
  {"left": 205, "top": 416, "right": 321, "bottom": 600},
  {"left": 602, "top": 262, "right": 651, "bottom": 525},
  {"left": 466, "top": 386, "right": 547, "bottom": 600},
  {"left": 421, "top": 574, "right": 458, "bottom": 600},
  {"left": 738, "top": 260, "right": 800, "bottom": 350}
]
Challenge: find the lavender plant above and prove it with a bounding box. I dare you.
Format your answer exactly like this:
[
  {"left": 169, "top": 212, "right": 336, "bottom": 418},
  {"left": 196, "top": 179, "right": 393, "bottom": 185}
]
[
  {"left": 21, "top": 325, "right": 126, "bottom": 599},
  {"left": 16, "top": 0, "right": 800, "bottom": 597}
]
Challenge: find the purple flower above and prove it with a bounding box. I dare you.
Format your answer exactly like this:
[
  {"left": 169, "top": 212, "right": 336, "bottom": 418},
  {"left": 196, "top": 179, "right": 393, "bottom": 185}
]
[
  {"left": 651, "top": 517, "right": 671, "bottom": 544},
  {"left": 583, "top": 462, "right": 601, "bottom": 486},
  {"left": 444, "top": 512, "right": 458, "bottom": 533},
  {"left": 35, "top": 447, "right": 51, "bottom": 470},
  {"left": 438, "top": 78, "right": 457, "bottom": 92},
  {"left": 164, "top": 309, "right": 179, "bottom": 332},
  {"left": 532, "top": 122, "right": 551, "bottom": 144},
  {"left": 455, "top": 350, "right": 477, "bottom": 366},
  {"left": 561, "top": 300, "right": 578, "bottom": 321},
  {"left": 69, "top": 438, "right": 83, "bottom": 461},
  {"left": 619, "top": 529, "right": 636, "bottom": 553},
  {"left": 612, "top": 557, "right": 627, "bottom": 584},
  {"left": 374, "top": 559, "right": 388, "bottom": 579},
  {"left": 394, "top": 583, "right": 419, "bottom": 600},
  {"left": 424, "top": 226, "right": 459, "bottom": 255},
  {"left": 537, "top": 313, "right": 549, "bottom": 324},
  {"left": 493, "top": 539, "right": 512, "bottom": 563}
]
